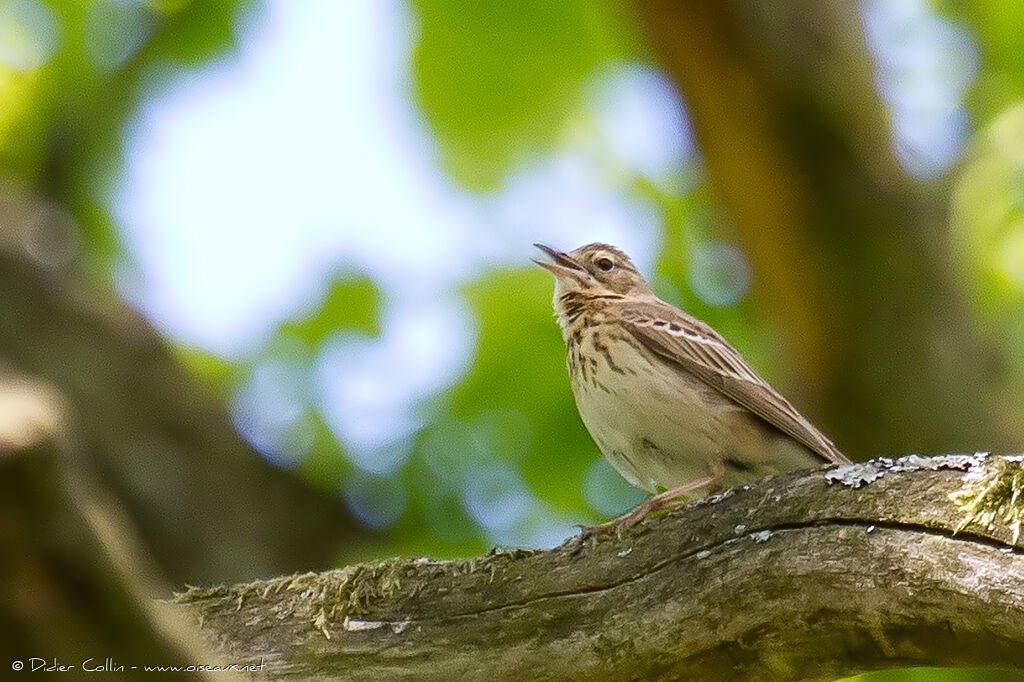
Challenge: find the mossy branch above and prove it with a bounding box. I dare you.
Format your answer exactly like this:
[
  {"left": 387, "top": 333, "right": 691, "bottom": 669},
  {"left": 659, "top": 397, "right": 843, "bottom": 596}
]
[{"left": 174, "top": 454, "right": 1024, "bottom": 681}]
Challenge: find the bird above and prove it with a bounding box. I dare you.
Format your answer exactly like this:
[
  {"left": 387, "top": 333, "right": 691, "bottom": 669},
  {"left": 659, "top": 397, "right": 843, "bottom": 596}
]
[{"left": 533, "top": 242, "right": 850, "bottom": 531}]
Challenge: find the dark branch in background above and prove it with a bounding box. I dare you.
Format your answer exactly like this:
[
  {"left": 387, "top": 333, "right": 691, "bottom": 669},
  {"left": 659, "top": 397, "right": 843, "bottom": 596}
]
[
  {"left": 0, "top": 190, "right": 357, "bottom": 668},
  {"left": 177, "top": 454, "right": 1024, "bottom": 681},
  {"left": 0, "top": 190, "right": 357, "bottom": 585},
  {"left": 634, "top": 0, "right": 1024, "bottom": 456}
]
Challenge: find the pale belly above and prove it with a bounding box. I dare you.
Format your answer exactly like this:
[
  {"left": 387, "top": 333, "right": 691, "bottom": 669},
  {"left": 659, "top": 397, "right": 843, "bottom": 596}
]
[{"left": 569, "top": 331, "right": 819, "bottom": 494}]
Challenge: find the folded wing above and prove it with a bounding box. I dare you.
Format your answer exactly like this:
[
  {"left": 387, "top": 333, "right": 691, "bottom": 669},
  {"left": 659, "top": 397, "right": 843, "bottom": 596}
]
[{"left": 621, "top": 302, "right": 850, "bottom": 465}]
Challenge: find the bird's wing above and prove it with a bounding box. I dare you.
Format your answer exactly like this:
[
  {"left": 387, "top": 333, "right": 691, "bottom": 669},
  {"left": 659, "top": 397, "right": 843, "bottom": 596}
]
[{"left": 621, "top": 302, "right": 850, "bottom": 465}]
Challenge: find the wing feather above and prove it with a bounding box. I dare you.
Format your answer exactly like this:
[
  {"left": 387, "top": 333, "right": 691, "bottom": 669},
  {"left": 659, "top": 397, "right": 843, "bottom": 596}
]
[{"left": 621, "top": 303, "right": 849, "bottom": 465}]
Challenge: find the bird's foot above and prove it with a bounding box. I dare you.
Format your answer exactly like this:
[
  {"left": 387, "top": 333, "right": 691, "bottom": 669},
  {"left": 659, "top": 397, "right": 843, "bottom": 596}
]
[
  {"left": 567, "top": 505, "right": 646, "bottom": 553},
  {"left": 567, "top": 472, "right": 722, "bottom": 554}
]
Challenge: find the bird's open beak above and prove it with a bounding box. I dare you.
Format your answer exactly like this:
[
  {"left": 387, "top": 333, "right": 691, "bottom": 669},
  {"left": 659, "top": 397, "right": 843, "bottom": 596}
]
[{"left": 532, "top": 243, "right": 586, "bottom": 279}]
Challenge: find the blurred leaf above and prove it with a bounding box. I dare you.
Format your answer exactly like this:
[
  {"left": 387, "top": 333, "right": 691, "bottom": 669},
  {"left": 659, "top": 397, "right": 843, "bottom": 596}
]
[
  {"left": 280, "top": 275, "right": 381, "bottom": 347},
  {"left": 938, "top": 0, "right": 1024, "bottom": 124},
  {"left": 300, "top": 414, "right": 348, "bottom": 483},
  {"left": 149, "top": 0, "right": 248, "bottom": 62},
  {"left": 343, "top": 267, "right": 614, "bottom": 562},
  {"left": 0, "top": 0, "right": 253, "bottom": 272},
  {"left": 171, "top": 343, "right": 238, "bottom": 395},
  {"left": 448, "top": 267, "right": 597, "bottom": 510},
  {"left": 411, "top": 0, "right": 638, "bottom": 189},
  {"left": 951, "top": 104, "right": 1024, "bottom": 324},
  {"left": 950, "top": 103, "right": 1024, "bottom": 395}
]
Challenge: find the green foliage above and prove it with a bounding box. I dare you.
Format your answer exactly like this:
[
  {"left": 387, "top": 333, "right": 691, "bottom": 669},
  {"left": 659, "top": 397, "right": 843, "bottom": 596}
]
[
  {"left": 281, "top": 275, "right": 381, "bottom": 347},
  {"left": 241, "top": 275, "right": 383, "bottom": 495},
  {"left": 449, "top": 268, "right": 596, "bottom": 506},
  {"left": 335, "top": 268, "right": 614, "bottom": 564},
  {"left": 950, "top": 104, "right": 1024, "bottom": 387},
  {"left": 170, "top": 344, "right": 237, "bottom": 396},
  {"left": 939, "top": 0, "right": 1024, "bottom": 124},
  {"left": 0, "top": 0, "right": 251, "bottom": 271},
  {"left": 297, "top": 415, "right": 353, "bottom": 496},
  {"left": 410, "top": 0, "right": 638, "bottom": 189}
]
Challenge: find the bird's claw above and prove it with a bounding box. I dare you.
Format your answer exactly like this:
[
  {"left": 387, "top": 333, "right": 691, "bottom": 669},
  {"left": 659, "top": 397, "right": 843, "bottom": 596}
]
[{"left": 566, "top": 507, "right": 651, "bottom": 555}]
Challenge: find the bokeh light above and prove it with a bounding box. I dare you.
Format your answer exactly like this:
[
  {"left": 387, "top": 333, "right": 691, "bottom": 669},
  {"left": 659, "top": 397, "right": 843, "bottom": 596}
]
[
  {"left": 582, "top": 456, "right": 645, "bottom": 517},
  {"left": 82, "top": 1, "right": 153, "bottom": 71},
  {"left": 686, "top": 241, "right": 751, "bottom": 307},
  {"left": 315, "top": 297, "right": 473, "bottom": 475},
  {"left": 231, "top": 353, "right": 315, "bottom": 468},
  {"left": 110, "top": 0, "right": 686, "bottom": 551},
  {"left": 342, "top": 470, "right": 408, "bottom": 529},
  {"left": 461, "top": 462, "right": 533, "bottom": 533},
  {"left": 587, "top": 62, "right": 693, "bottom": 185},
  {"left": 0, "top": 0, "right": 58, "bottom": 71},
  {"left": 861, "top": 0, "right": 977, "bottom": 177}
]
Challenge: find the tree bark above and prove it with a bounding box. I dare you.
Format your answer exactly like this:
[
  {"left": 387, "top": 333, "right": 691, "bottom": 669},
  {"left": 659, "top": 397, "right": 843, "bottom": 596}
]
[{"left": 176, "top": 454, "right": 1024, "bottom": 681}]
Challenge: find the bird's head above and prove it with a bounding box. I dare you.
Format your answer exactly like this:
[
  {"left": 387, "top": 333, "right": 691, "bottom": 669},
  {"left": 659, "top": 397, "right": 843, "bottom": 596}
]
[{"left": 533, "top": 242, "right": 653, "bottom": 300}]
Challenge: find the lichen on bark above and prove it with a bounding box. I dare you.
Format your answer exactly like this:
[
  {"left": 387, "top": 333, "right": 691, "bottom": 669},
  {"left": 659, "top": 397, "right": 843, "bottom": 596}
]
[{"left": 951, "top": 455, "right": 1024, "bottom": 543}]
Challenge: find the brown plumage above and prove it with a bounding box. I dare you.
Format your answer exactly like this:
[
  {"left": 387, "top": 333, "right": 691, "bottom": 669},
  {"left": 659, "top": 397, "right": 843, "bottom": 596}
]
[
  {"left": 620, "top": 302, "right": 847, "bottom": 464},
  {"left": 534, "top": 241, "right": 848, "bottom": 508}
]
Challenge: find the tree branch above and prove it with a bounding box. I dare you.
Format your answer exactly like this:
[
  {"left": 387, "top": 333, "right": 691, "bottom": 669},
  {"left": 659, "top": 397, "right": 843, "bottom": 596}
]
[{"left": 175, "top": 454, "right": 1024, "bottom": 680}]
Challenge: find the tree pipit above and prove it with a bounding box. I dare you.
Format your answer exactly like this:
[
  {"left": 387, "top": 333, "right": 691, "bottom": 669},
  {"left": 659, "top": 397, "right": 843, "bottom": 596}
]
[{"left": 533, "top": 242, "right": 850, "bottom": 538}]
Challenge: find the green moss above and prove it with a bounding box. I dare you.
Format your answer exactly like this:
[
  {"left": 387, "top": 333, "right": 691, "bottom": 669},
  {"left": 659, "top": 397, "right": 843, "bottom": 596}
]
[
  {"left": 172, "top": 550, "right": 541, "bottom": 638},
  {"left": 173, "top": 562, "right": 407, "bottom": 639},
  {"left": 950, "top": 457, "right": 1024, "bottom": 544}
]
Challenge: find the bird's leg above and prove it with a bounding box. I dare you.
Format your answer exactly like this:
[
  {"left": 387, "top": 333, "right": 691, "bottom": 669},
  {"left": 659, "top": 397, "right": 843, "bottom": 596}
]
[{"left": 572, "top": 469, "right": 722, "bottom": 548}]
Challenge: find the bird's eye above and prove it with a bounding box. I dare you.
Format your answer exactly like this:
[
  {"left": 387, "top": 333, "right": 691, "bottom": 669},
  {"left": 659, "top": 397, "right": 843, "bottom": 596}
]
[{"left": 596, "top": 257, "right": 614, "bottom": 272}]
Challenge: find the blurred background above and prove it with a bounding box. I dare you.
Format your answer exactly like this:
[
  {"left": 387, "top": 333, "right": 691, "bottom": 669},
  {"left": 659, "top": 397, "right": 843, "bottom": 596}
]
[{"left": 1, "top": 0, "right": 1023, "bottom": 678}]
